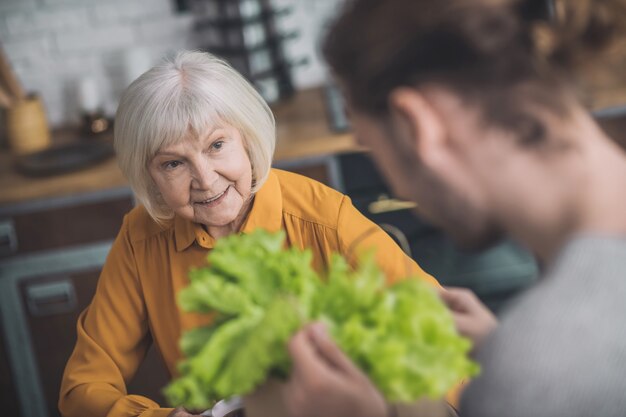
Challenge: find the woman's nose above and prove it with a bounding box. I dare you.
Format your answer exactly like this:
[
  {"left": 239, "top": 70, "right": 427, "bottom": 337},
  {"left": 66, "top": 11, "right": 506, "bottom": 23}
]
[{"left": 191, "top": 160, "right": 218, "bottom": 190}]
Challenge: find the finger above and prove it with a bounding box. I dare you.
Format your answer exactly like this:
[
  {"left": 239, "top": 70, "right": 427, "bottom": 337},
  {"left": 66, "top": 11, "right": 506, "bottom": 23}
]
[
  {"left": 441, "top": 286, "right": 474, "bottom": 299},
  {"left": 306, "top": 323, "right": 364, "bottom": 378},
  {"left": 288, "top": 326, "right": 333, "bottom": 380},
  {"left": 447, "top": 286, "right": 480, "bottom": 303},
  {"left": 440, "top": 287, "right": 480, "bottom": 312},
  {"left": 439, "top": 287, "right": 466, "bottom": 312},
  {"left": 168, "top": 407, "right": 197, "bottom": 417},
  {"left": 438, "top": 287, "right": 454, "bottom": 303},
  {"left": 452, "top": 314, "right": 478, "bottom": 335}
]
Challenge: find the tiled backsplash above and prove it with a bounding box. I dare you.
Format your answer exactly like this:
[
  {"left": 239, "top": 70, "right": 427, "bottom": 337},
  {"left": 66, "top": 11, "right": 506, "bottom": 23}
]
[{"left": 0, "top": 0, "right": 337, "bottom": 127}]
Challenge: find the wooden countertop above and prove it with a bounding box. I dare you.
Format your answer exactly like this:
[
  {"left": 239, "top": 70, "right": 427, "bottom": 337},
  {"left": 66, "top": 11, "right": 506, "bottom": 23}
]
[
  {"left": 272, "top": 87, "right": 358, "bottom": 160},
  {"left": 0, "top": 88, "right": 360, "bottom": 206}
]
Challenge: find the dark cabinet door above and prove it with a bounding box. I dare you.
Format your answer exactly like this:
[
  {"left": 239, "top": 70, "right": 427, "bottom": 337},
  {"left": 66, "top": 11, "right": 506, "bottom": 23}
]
[
  {"left": 1, "top": 241, "right": 172, "bottom": 417},
  {"left": 18, "top": 269, "right": 171, "bottom": 417},
  {"left": 19, "top": 270, "right": 101, "bottom": 416}
]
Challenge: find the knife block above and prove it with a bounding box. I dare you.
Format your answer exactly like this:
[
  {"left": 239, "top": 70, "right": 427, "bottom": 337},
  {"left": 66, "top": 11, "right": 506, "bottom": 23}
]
[{"left": 6, "top": 94, "right": 51, "bottom": 155}]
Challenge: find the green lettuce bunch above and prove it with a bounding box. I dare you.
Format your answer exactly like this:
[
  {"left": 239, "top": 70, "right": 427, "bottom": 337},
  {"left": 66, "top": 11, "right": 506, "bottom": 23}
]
[{"left": 164, "top": 229, "right": 478, "bottom": 409}]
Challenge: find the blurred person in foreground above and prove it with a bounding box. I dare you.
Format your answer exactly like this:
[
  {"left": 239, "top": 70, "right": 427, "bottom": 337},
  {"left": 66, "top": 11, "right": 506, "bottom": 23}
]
[
  {"left": 252, "top": 0, "right": 626, "bottom": 416},
  {"left": 57, "top": 51, "right": 447, "bottom": 417}
]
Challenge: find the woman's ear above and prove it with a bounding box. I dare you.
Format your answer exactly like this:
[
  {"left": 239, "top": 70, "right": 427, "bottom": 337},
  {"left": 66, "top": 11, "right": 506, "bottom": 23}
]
[{"left": 388, "top": 87, "right": 447, "bottom": 166}]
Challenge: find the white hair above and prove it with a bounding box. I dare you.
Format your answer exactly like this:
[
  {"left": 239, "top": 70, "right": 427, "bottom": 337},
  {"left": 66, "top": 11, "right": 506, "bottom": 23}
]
[{"left": 114, "top": 50, "right": 276, "bottom": 223}]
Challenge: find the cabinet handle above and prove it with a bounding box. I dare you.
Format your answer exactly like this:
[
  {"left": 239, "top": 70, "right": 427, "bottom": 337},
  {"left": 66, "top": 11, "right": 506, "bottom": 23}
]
[
  {"left": 368, "top": 195, "right": 417, "bottom": 214},
  {"left": 0, "top": 219, "right": 17, "bottom": 256},
  {"left": 26, "top": 280, "right": 77, "bottom": 317}
]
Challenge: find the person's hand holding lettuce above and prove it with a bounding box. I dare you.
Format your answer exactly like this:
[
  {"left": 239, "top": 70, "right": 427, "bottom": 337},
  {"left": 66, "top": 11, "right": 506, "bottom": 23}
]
[{"left": 165, "top": 229, "right": 478, "bottom": 410}]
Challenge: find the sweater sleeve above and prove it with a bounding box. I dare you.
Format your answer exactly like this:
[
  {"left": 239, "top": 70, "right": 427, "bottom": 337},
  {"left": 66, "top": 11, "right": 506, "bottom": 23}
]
[
  {"left": 58, "top": 215, "right": 174, "bottom": 417},
  {"left": 336, "top": 195, "right": 439, "bottom": 286}
]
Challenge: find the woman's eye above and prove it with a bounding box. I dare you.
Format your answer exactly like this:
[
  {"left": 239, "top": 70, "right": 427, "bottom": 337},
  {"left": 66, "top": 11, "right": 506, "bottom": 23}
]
[
  {"left": 211, "top": 140, "right": 224, "bottom": 151},
  {"left": 163, "top": 160, "right": 182, "bottom": 170}
]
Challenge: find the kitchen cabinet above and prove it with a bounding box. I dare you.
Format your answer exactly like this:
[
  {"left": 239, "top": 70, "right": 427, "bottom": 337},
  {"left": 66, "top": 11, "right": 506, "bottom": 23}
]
[
  {"left": 0, "top": 176, "right": 146, "bottom": 416},
  {"left": 0, "top": 242, "right": 171, "bottom": 417},
  {"left": 20, "top": 269, "right": 104, "bottom": 417},
  {"left": 0, "top": 186, "right": 172, "bottom": 417}
]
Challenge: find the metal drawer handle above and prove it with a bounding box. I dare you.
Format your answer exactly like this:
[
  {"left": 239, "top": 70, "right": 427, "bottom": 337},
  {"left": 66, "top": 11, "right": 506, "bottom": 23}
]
[
  {"left": 26, "top": 280, "right": 77, "bottom": 317},
  {"left": 0, "top": 219, "right": 17, "bottom": 256},
  {"left": 368, "top": 195, "right": 417, "bottom": 214}
]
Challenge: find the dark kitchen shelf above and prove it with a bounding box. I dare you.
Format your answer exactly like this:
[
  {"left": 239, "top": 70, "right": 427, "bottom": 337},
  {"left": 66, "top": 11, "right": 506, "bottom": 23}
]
[
  {"left": 203, "top": 31, "right": 298, "bottom": 56},
  {"left": 195, "top": 7, "right": 292, "bottom": 29}
]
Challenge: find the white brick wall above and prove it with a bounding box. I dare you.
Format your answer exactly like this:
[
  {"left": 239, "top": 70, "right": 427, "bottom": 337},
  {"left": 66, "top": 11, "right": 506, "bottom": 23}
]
[
  {"left": 0, "top": 0, "right": 37, "bottom": 13},
  {"left": 92, "top": 0, "right": 173, "bottom": 24},
  {"left": 0, "top": 0, "right": 196, "bottom": 127},
  {"left": 136, "top": 14, "right": 195, "bottom": 42},
  {"left": 39, "top": 0, "right": 91, "bottom": 6},
  {"left": 3, "top": 36, "right": 51, "bottom": 61},
  {"left": 55, "top": 26, "right": 137, "bottom": 53},
  {"left": 6, "top": 7, "right": 89, "bottom": 36},
  {"left": 0, "top": 0, "right": 337, "bottom": 127}
]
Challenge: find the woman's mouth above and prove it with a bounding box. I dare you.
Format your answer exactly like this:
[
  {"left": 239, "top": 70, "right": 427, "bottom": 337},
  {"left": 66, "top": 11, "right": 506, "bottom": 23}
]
[{"left": 195, "top": 186, "right": 230, "bottom": 207}]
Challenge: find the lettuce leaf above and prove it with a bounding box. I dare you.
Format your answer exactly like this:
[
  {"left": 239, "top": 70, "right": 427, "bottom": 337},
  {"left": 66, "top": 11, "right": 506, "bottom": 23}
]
[{"left": 164, "top": 229, "right": 478, "bottom": 408}]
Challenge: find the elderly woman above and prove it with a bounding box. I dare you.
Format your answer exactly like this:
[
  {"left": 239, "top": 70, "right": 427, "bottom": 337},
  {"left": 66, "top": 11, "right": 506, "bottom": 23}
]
[{"left": 58, "top": 51, "right": 441, "bottom": 417}]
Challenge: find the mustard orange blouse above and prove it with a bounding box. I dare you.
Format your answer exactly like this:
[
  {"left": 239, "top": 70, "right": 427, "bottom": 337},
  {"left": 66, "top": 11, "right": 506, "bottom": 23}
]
[{"left": 59, "top": 169, "right": 438, "bottom": 417}]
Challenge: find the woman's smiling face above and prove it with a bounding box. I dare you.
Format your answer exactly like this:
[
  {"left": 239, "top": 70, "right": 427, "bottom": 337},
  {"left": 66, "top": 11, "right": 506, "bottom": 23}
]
[{"left": 148, "top": 123, "right": 253, "bottom": 236}]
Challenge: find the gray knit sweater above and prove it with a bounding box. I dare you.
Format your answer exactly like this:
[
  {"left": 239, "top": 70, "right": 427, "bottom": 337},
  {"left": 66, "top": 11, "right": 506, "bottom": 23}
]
[{"left": 461, "top": 236, "right": 626, "bottom": 417}]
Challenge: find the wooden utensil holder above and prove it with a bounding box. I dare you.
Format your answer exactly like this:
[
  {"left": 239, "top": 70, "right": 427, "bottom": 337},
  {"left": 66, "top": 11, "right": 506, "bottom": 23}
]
[{"left": 6, "top": 95, "right": 51, "bottom": 155}]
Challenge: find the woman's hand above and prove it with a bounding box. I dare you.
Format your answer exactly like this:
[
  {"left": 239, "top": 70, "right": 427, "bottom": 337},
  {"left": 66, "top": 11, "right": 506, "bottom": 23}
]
[
  {"left": 167, "top": 407, "right": 207, "bottom": 417},
  {"left": 282, "top": 323, "right": 389, "bottom": 417},
  {"left": 439, "top": 287, "right": 498, "bottom": 352}
]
